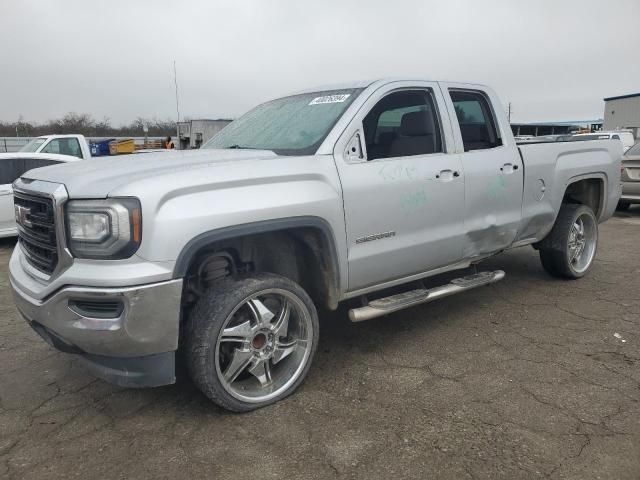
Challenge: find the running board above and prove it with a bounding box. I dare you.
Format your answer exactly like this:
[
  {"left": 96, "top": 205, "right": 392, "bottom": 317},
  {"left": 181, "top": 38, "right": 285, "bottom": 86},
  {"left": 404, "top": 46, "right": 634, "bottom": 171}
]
[{"left": 348, "top": 270, "right": 505, "bottom": 322}]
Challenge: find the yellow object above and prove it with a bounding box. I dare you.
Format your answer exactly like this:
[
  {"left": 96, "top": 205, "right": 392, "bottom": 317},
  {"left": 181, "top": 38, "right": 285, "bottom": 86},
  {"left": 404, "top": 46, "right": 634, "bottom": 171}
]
[{"left": 108, "top": 139, "right": 135, "bottom": 155}]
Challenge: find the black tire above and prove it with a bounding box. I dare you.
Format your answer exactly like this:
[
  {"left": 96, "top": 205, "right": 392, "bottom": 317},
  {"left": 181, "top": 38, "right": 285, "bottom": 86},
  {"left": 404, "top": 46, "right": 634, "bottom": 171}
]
[
  {"left": 538, "top": 203, "right": 598, "bottom": 279},
  {"left": 185, "top": 272, "right": 319, "bottom": 412},
  {"left": 616, "top": 201, "right": 631, "bottom": 211},
  {"left": 539, "top": 250, "right": 560, "bottom": 277}
]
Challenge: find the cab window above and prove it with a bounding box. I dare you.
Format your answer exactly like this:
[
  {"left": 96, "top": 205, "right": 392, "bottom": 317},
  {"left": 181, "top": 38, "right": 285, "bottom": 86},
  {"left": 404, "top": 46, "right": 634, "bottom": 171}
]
[
  {"left": 362, "top": 90, "right": 443, "bottom": 160},
  {"left": 450, "top": 90, "right": 502, "bottom": 151},
  {"left": 41, "top": 138, "right": 82, "bottom": 158}
]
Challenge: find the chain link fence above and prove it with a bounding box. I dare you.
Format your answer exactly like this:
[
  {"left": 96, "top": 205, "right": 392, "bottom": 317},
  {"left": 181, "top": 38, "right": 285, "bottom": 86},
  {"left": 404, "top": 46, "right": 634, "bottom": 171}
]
[{"left": 0, "top": 138, "right": 31, "bottom": 152}]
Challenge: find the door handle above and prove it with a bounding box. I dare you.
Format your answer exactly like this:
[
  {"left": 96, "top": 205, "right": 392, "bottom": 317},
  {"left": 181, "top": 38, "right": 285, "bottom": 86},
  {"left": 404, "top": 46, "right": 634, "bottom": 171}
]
[
  {"left": 435, "top": 169, "right": 459, "bottom": 181},
  {"left": 500, "top": 163, "right": 517, "bottom": 174},
  {"left": 436, "top": 169, "right": 460, "bottom": 182}
]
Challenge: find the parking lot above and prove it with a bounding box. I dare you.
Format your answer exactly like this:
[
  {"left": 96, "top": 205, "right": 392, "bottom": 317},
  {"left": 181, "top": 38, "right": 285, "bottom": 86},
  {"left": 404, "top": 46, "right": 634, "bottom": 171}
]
[{"left": 0, "top": 210, "right": 638, "bottom": 480}]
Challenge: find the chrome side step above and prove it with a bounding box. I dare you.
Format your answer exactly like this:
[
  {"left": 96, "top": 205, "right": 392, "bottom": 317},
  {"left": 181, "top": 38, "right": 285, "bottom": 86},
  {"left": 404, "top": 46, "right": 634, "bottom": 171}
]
[{"left": 348, "top": 270, "right": 505, "bottom": 322}]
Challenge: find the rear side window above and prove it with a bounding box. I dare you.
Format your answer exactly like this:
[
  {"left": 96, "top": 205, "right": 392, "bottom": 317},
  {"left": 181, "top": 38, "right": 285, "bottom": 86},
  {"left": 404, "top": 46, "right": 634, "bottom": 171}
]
[
  {"left": 41, "top": 138, "right": 82, "bottom": 158},
  {"left": 362, "top": 90, "right": 443, "bottom": 160},
  {"left": 450, "top": 90, "right": 502, "bottom": 151}
]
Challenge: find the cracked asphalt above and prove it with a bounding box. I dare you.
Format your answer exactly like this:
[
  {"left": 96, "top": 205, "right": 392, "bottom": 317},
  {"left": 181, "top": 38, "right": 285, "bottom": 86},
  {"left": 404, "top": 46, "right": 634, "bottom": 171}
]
[{"left": 1, "top": 209, "right": 639, "bottom": 480}]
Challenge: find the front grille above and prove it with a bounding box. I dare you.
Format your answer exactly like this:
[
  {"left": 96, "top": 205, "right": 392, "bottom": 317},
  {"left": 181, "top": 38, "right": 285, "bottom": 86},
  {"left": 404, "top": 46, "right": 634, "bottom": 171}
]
[{"left": 14, "top": 191, "right": 59, "bottom": 274}]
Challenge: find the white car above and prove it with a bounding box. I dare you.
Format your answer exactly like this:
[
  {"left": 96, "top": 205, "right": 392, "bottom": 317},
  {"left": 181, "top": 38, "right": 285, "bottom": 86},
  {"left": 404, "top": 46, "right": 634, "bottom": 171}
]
[
  {"left": 0, "top": 135, "right": 90, "bottom": 237},
  {"left": 572, "top": 130, "right": 636, "bottom": 151}
]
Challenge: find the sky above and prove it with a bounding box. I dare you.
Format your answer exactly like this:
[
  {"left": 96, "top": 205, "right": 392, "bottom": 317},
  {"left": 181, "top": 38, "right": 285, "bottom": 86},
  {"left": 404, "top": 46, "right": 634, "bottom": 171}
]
[{"left": 1, "top": 0, "right": 639, "bottom": 125}]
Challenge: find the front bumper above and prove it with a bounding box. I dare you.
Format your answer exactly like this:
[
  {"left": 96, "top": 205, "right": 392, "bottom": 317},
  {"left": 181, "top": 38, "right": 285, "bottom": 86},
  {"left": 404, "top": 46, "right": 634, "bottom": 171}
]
[{"left": 11, "top": 276, "right": 183, "bottom": 387}]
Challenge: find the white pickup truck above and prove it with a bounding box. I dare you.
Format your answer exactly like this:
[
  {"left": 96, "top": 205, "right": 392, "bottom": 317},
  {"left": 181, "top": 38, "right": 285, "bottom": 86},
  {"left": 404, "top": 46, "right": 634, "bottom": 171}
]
[
  {"left": 0, "top": 135, "right": 90, "bottom": 237},
  {"left": 9, "top": 80, "right": 622, "bottom": 412}
]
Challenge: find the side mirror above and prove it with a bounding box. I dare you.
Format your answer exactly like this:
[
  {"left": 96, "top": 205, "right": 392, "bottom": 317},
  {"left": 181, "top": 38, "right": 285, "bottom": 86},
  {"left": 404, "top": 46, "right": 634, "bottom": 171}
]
[{"left": 345, "top": 131, "right": 364, "bottom": 161}]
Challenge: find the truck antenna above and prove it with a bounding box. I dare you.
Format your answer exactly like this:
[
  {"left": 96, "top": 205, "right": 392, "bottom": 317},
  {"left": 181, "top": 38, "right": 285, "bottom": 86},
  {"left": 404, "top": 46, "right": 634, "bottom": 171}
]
[{"left": 173, "top": 60, "right": 181, "bottom": 123}]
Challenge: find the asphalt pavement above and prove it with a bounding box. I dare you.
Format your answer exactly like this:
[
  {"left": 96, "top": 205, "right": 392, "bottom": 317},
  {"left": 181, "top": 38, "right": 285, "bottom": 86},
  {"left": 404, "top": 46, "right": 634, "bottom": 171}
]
[{"left": 1, "top": 209, "right": 639, "bottom": 479}]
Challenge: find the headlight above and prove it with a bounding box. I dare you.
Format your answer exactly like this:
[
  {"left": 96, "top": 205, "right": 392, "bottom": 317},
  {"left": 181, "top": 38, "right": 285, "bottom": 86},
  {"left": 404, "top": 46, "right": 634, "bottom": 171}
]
[{"left": 65, "top": 198, "right": 142, "bottom": 259}]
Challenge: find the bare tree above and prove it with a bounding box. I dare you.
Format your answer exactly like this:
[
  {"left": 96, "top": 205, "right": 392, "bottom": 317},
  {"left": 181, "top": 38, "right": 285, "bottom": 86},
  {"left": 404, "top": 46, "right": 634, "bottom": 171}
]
[{"left": 0, "top": 113, "right": 178, "bottom": 137}]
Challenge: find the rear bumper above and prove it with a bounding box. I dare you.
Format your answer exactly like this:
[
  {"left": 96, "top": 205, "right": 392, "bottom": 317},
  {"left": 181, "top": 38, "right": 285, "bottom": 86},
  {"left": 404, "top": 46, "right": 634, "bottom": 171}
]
[{"left": 621, "top": 181, "right": 640, "bottom": 203}]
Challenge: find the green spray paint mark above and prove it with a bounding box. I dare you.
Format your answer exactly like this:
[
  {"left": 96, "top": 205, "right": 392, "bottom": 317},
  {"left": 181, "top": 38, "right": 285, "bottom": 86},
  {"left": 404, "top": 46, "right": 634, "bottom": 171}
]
[
  {"left": 486, "top": 176, "right": 507, "bottom": 199},
  {"left": 378, "top": 164, "right": 418, "bottom": 181},
  {"left": 400, "top": 188, "right": 428, "bottom": 211}
]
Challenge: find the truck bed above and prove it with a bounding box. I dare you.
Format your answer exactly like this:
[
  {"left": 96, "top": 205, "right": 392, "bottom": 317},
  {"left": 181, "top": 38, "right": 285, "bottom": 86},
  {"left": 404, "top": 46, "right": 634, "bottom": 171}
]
[{"left": 515, "top": 139, "right": 622, "bottom": 243}]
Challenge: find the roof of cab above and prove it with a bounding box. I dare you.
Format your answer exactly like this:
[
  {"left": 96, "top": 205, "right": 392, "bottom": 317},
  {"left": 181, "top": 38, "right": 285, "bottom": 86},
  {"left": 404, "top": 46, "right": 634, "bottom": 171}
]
[
  {"left": 286, "top": 78, "right": 491, "bottom": 97},
  {"left": 36, "top": 134, "right": 84, "bottom": 139}
]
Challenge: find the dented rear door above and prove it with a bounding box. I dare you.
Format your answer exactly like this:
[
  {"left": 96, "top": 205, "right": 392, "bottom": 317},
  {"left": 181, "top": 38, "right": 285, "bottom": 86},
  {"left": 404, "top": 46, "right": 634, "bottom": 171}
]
[{"left": 440, "top": 84, "right": 524, "bottom": 258}]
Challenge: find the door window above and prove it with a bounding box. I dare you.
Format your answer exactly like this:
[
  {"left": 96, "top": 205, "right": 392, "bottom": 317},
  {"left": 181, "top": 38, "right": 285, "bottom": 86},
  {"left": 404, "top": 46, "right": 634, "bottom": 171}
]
[
  {"left": 362, "top": 90, "right": 442, "bottom": 160},
  {"left": 0, "top": 159, "right": 23, "bottom": 185},
  {"left": 450, "top": 90, "right": 502, "bottom": 152},
  {"left": 0, "top": 158, "right": 61, "bottom": 184},
  {"left": 41, "top": 138, "right": 83, "bottom": 158}
]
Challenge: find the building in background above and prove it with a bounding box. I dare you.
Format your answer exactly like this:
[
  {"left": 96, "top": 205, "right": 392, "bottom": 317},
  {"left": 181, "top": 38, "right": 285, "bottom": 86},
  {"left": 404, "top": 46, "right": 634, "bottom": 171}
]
[
  {"left": 510, "top": 120, "right": 603, "bottom": 137},
  {"left": 604, "top": 93, "right": 640, "bottom": 140},
  {"left": 177, "top": 119, "right": 232, "bottom": 149}
]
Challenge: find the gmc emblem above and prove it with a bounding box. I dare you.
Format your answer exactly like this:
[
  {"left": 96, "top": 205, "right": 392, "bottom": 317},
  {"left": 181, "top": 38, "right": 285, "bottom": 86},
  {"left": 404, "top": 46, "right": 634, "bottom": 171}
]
[{"left": 15, "top": 204, "right": 32, "bottom": 228}]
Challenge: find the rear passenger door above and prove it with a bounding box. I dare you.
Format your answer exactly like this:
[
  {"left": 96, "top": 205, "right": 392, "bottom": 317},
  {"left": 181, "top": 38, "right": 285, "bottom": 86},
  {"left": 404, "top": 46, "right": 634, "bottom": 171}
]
[
  {"left": 333, "top": 82, "right": 465, "bottom": 291},
  {"left": 442, "top": 85, "right": 523, "bottom": 258}
]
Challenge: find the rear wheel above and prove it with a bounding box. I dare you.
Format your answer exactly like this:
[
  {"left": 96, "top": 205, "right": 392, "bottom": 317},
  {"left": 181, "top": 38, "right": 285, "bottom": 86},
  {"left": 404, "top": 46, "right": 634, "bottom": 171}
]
[
  {"left": 186, "top": 272, "right": 319, "bottom": 412},
  {"left": 538, "top": 204, "right": 598, "bottom": 279}
]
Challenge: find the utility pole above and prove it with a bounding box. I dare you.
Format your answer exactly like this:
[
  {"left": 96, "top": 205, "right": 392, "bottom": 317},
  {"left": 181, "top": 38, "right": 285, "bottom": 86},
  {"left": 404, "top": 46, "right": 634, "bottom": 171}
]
[
  {"left": 173, "top": 60, "right": 180, "bottom": 147},
  {"left": 507, "top": 102, "right": 512, "bottom": 123}
]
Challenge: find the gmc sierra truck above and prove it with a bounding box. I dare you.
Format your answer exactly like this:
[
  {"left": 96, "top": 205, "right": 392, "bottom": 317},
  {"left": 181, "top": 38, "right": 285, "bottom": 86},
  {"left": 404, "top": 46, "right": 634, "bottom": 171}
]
[{"left": 9, "top": 79, "right": 622, "bottom": 412}]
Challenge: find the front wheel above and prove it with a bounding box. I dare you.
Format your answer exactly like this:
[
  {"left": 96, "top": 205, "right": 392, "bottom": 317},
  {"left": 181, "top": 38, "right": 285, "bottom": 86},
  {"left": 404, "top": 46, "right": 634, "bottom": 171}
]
[
  {"left": 538, "top": 204, "right": 598, "bottom": 279},
  {"left": 186, "top": 273, "right": 319, "bottom": 412}
]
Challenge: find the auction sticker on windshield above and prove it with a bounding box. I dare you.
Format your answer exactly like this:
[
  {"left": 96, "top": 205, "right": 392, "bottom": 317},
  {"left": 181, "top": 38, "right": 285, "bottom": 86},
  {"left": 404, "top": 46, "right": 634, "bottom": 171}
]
[{"left": 309, "top": 94, "right": 351, "bottom": 105}]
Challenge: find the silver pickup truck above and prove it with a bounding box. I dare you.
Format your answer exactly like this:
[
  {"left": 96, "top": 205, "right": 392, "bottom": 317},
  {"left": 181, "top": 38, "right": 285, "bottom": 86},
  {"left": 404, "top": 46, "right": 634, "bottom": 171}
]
[{"left": 9, "top": 79, "right": 621, "bottom": 411}]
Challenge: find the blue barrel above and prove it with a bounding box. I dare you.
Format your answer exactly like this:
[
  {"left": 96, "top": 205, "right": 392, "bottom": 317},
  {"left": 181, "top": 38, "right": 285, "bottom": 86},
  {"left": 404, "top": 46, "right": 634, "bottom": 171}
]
[{"left": 90, "top": 138, "right": 115, "bottom": 156}]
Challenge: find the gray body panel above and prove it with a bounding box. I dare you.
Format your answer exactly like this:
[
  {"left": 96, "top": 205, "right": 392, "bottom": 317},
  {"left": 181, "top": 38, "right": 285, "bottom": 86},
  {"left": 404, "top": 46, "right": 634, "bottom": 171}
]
[{"left": 621, "top": 153, "right": 640, "bottom": 203}]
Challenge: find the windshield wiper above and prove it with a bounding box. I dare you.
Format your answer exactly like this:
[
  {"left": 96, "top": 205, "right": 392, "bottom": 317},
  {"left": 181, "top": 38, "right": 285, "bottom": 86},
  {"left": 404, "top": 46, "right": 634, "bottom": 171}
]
[{"left": 226, "top": 144, "right": 258, "bottom": 150}]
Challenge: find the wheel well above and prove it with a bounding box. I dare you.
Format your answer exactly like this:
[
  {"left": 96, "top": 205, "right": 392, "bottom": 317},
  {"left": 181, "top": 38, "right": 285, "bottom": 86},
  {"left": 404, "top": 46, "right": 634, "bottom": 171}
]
[
  {"left": 562, "top": 178, "right": 604, "bottom": 218},
  {"left": 181, "top": 227, "right": 340, "bottom": 312}
]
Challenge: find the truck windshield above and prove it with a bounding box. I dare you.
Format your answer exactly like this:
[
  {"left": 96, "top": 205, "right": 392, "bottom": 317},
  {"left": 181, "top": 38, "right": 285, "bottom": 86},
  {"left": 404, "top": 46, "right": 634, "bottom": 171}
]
[
  {"left": 202, "top": 89, "right": 361, "bottom": 155},
  {"left": 19, "top": 137, "right": 47, "bottom": 152}
]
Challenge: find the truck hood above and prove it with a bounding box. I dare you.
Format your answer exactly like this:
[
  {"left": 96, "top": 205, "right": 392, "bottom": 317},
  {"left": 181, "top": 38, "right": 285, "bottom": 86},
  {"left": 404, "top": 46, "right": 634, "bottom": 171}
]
[{"left": 21, "top": 149, "right": 278, "bottom": 198}]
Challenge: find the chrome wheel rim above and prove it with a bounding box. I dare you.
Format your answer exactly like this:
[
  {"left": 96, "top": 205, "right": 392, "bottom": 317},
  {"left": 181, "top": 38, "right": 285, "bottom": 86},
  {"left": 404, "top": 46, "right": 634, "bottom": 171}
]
[
  {"left": 568, "top": 213, "right": 597, "bottom": 274},
  {"left": 215, "top": 288, "right": 313, "bottom": 403}
]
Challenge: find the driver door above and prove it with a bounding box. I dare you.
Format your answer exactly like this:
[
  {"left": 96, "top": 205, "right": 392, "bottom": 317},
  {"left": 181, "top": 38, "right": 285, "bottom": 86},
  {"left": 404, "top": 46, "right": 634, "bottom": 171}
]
[{"left": 332, "top": 81, "right": 466, "bottom": 292}]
